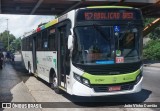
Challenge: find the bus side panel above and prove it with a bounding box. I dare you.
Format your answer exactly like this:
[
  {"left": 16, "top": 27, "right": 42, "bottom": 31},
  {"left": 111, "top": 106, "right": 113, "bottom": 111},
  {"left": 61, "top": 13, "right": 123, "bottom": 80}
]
[
  {"left": 36, "top": 51, "right": 57, "bottom": 82},
  {"left": 44, "top": 51, "right": 58, "bottom": 82},
  {"left": 21, "top": 51, "right": 27, "bottom": 70},
  {"left": 36, "top": 51, "right": 46, "bottom": 78},
  {"left": 21, "top": 51, "right": 33, "bottom": 72}
]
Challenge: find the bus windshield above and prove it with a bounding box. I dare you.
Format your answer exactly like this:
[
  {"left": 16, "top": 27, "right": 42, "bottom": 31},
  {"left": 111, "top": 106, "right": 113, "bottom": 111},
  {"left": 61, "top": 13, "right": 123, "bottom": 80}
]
[
  {"left": 115, "top": 26, "right": 140, "bottom": 63},
  {"left": 74, "top": 26, "right": 114, "bottom": 64},
  {"left": 73, "top": 25, "right": 141, "bottom": 65}
]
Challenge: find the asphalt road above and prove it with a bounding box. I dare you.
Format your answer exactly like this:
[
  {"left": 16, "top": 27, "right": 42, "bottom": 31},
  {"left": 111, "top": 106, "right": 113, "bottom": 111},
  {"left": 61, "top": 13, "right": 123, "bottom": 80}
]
[{"left": 0, "top": 54, "right": 160, "bottom": 111}]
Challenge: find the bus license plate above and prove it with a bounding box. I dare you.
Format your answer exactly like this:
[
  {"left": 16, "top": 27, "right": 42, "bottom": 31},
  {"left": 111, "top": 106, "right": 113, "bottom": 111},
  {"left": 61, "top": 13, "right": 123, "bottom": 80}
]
[{"left": 108, "top": 86, "right": 121, "bottom": 92}]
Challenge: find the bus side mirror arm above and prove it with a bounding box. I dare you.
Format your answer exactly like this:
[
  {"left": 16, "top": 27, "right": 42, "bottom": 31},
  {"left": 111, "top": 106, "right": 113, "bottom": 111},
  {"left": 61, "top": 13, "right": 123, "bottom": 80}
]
[{"left": 68, "top": 35, "right": 74, "bottom": 51}]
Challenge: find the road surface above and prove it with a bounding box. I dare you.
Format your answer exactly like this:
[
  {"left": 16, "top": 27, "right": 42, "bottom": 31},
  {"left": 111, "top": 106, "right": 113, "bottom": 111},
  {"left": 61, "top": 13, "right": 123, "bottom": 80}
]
[{"left": 0, "top": 54, "right": 159, "bottom": 111}]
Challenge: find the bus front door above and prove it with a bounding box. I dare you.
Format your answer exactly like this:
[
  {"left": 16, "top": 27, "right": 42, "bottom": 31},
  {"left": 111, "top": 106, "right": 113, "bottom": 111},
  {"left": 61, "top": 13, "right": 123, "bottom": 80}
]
[{"left": 58, "top": 25, "right": 68, "bottom": 89}]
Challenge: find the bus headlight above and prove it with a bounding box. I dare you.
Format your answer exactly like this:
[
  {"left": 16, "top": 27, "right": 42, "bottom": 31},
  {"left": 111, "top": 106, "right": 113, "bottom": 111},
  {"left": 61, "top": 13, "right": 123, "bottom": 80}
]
[
  {"left": 82, "top": 78, "right": 90, "bottom": 86},
  {"left": 74, "top": 73, "right": 90, "bottom": 87},
  {"left": 74, "top": 73, "right": 81, "bottom": 82}
]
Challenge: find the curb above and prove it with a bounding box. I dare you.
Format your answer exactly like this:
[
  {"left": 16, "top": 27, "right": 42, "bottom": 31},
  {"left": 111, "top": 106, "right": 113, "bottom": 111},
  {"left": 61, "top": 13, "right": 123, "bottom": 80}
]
[{"left": 143, "top": 64, "right": 160, "bottom": 68}]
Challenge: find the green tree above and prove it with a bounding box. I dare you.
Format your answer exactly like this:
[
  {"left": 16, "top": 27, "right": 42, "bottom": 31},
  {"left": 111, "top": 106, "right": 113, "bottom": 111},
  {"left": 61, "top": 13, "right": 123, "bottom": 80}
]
[
  {"left": 143, "top": 40, "right": 160, "bottom": 60},
  {"left": 144, "top": 18, "right": 160, "bottom": 40},
  {"left": 149, "top": 27, "right": 160, "bottom": 40},
  {"left": 0, "top": 30, "right": 16, "bottom": 51},
  {"left": 144, "top": 18, "right": 155, "bottom": 27},
  {"left": 10, "top": 37, "right": 21, "bottom": 52}
]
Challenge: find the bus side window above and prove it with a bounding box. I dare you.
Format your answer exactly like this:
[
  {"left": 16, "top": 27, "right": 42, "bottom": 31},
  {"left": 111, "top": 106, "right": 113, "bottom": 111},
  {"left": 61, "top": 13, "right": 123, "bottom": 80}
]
[
  {"left": 36, "top": 33, "right": 42, "bottom": 51},
  {"left": 26, "top": 37, "right": 29, "bottom": 51},
  {"left": 22, "top": 39, "right": 25, "bottom": 51},
  {"left": 29, "top": 36, "right": 33, "bottom": 51},
  {"left": 24, "top": 38, "right": 26, "bottom": 51},
  {"left": 42, "top": 30, "right": 48, "bottom": 50},
  {"left": 48, "top": 28, "right": 56, "bottom": 51}
]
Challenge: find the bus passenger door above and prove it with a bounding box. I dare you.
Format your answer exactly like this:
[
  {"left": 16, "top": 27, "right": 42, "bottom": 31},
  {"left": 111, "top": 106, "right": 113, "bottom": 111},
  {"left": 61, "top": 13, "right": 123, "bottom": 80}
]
[
  {"left": 32, "top": 36, "right": 37, "bottom": 73},
  {"left": 57, "top": 25, "right": 69, "bottom": 89}
]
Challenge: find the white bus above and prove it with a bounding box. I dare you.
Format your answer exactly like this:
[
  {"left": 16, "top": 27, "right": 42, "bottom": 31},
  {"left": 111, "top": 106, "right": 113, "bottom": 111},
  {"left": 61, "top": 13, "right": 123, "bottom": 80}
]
[{"left": 21, "top": 6, "right": 143, "bottom": 96}]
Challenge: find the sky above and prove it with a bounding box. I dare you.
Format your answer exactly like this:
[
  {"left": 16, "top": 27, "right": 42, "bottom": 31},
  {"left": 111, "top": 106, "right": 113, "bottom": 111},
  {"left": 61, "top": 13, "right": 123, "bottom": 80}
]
[{"left": 0, "top": 14, "right": 55, "bottom": 38}]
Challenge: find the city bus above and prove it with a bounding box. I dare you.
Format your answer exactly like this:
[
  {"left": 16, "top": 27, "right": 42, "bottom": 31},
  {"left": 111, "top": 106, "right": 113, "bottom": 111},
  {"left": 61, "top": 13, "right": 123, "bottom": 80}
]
[{"left": 21, "top": 6, "right": 143, "bottom": 96}]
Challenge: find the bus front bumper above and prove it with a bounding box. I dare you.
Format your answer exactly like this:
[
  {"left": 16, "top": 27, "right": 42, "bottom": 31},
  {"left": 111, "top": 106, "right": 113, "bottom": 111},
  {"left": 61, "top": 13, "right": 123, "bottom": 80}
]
[{"left": 72, "top": 77, "right": 143, "bottom": 96}]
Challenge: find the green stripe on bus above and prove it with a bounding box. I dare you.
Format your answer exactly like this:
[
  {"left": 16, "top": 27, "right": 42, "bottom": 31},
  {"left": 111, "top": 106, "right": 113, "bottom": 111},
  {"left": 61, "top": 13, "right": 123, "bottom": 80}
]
[
  {"left": 45, "top": 19, "right": 58, "bottom": 28},
  {"left": 82, "top": 69, "right": 140, "bottom": 84},
  {"left": 87, "top": 6, "right": 133, "bottom": 9}
]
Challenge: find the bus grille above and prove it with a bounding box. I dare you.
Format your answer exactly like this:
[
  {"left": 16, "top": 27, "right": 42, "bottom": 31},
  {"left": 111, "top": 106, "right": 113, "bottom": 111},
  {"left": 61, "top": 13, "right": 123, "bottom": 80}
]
[
  {"left": 74, "top": 61, "right": 142, "bottom": 75},
  {"left": 92, "top": 84, "right": 134, "bottom": 92}
]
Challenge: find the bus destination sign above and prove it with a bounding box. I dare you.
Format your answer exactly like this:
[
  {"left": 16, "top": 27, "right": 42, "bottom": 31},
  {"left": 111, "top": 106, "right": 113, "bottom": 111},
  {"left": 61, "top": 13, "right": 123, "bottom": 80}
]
[
  {"left": 76, "top": 9, "right": 141, "bottom": 22},
  {"left": 84, "top": 12, "right": 134, "bottom": 20}
]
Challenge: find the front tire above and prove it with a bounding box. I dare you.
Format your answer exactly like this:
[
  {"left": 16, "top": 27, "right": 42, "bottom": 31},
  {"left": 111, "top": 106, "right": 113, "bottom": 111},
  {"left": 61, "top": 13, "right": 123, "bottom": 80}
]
[
  {"left": 51, "top": 75, "right": 62, "bottom": 94},
  {"left": 0, "top": 60, "right": 3, "bottom": 69}
]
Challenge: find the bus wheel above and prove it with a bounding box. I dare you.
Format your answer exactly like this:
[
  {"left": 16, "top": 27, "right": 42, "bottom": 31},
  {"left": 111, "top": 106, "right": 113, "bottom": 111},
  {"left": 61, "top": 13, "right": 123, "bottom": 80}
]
[{"left": 51, "top": 75, "right": 62, "bottom": 94}]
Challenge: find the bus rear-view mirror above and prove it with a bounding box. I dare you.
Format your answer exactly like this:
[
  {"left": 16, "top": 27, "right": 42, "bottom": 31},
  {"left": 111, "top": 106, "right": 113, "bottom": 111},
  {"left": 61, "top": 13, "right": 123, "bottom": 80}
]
[{"left": 68, "top": 35, "right": 74, "bottom": 50}]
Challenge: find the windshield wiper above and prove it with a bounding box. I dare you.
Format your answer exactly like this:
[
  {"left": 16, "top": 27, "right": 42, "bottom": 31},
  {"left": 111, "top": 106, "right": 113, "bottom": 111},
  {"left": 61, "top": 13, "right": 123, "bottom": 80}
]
[
  {"left": 93, "top": 25, "right": 112, "bottom": 52},
  {"left": 93, "top": 24, "right": 111, "bottom": 42}
]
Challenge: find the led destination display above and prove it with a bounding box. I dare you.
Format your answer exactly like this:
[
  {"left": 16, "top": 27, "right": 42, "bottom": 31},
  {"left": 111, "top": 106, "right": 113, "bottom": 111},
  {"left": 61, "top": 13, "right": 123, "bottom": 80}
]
[{"left": 76, "top": 8, "right": 141, "bottom": 21}]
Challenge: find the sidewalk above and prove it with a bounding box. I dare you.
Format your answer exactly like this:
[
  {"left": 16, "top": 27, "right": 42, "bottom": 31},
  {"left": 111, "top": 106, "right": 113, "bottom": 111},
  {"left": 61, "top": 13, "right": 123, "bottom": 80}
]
[
  {"left": 0, "top": 55, "right": 36, "bottom": 102},
  {"left": 143, "top": 60, "right": 160, "bottom": 68}
]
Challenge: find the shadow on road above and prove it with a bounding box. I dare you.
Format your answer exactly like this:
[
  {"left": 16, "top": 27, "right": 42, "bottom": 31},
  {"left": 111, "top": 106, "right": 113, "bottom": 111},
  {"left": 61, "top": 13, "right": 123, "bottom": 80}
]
[
  {"left": 61, "top": 88, "right": 152, "bottom": 107},
  {"left": 0, "top": 59, "right": 30, "bottom": 108},
  {"left": 11, "top": 61, "right": 30, "bottom": 83},
  {"left": 34, "top": 75, "right": 152, "bottom": 107}
]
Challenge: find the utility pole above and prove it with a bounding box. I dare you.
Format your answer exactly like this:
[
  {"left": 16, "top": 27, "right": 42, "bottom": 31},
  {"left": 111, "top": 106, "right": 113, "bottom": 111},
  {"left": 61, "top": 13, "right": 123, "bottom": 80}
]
[{"left": 6, "top": 19, "right": 9, "bottom": 51}]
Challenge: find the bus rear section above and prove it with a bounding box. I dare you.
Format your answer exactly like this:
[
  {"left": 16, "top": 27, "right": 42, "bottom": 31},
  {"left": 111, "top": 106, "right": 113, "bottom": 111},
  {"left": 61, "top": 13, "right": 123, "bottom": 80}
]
[{"left": 69, "top": 6, "right": 143, "bottom": 96}]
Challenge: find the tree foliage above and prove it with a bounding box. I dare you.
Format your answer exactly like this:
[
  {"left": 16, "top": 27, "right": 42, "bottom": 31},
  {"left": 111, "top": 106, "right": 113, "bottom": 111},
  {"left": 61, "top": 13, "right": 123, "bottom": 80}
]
[
  {"left": 144, "top": 18, "right": 156, "bottom": 27},
  {"left": 143, "top": 18, "right": 160, "bottom": 60},
  {"left": 10, "top": 37, "right": 21, "bottom": 51},
  {"left": 144, "top": 18, "right": 160, "bottom": 40},
  {"left": 0, "top": 30, "right": 16, "bottom": 51},
  {"left": 143, "top": 40, "right": 160, "bottom": 60}
]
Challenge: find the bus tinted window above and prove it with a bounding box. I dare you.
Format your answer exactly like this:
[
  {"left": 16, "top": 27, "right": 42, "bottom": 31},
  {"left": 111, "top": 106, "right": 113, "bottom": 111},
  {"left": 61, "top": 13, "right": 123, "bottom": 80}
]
[
  {"left": 29, "top": 37, "right": 33, "bottom": 51},
  {"left": 119, "top": 33, "right": 135, "bottom": 49},
  {"left": 24, "top": 38, "right": 27, "bottom": 51},
  {"left": 48, "top": 28, "right": 56, "bottom": 51},
  {"left": 42, "top": 30, "right": 48, "bottom": 49},
  {"left": 22, "top": 39, "right": 25, "bottom": 50},
  {"left": 36, "top": 33, "right": 42, "bottom": 51}
]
